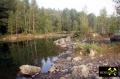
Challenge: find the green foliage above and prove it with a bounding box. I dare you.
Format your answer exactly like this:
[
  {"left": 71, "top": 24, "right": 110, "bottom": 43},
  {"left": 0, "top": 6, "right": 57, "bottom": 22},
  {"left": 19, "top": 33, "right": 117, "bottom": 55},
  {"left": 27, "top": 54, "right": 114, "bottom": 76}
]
[
  {"left": 108, "top": 14, "right": 118, "bottom": 33},
  {"left": 96, "top": 8, "right": 108, "bottom": 34},
  {"left": 0, "top": 0, "right": 16, "bottom": 34},
  {"left": 8, "top": 11, "right": 14, "bottom": 34},
  {"left": 88, "top": 13, "right": 97, "bottom": 31},
  {"left": 77, "top": 11, "right": 89, "bottom": 34},
  {"left": 0, "top": 0, "right": 119, "bottom": 35},
  {"left": 75, "top": 43, "right": 103, "bottom": 55},
  {"left": 61, "top": 8, "right": 72, "bottom": 31}
]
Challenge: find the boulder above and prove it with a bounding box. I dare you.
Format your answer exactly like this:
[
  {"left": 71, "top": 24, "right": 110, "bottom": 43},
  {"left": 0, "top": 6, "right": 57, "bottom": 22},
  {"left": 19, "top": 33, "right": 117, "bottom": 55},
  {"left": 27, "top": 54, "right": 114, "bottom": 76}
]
[
  {"left": 60, "top": 38, "right": 66, "bottom": 45},
  {"left": 54, "top": 37, "right": 72, "bottom": 48},
  {"left": 19, "top": 65, "right": 41, "bottom": 75},
  {"left": 73, "top": 57, "right": 82, "bottom": 61},
  {"left": 54, "top": 38, "right": 67, "bottom": 48}
]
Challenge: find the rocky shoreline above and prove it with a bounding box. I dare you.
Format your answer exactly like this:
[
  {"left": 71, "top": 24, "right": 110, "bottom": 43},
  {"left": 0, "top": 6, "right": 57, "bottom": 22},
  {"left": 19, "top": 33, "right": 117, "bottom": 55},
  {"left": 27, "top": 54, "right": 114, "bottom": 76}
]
[
  {"left": 34, "top": 47, "right": 120, "bottom": 79},
  {"left": 19, "top": 37, "right": 120, "bottom": 79}
]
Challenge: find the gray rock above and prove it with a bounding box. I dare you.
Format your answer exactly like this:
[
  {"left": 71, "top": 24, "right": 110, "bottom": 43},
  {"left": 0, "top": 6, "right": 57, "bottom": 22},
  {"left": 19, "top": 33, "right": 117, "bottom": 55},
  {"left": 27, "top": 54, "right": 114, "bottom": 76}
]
[
  {"left": 66, "top": 57, "right": 72, "bottom": 61},
  {"left": 59, "top": 77, "right": 65, "bottom": 79},
  {"left": 73, "top": 56, "right": 82, "bottom": 61},
  {"left": 19, "top": 65, "right": 41, "bottom": 75},
  {"left": 65, "top": 36, "right": 71, "bottom": 42},
  {"left": 64, "top": 74, "right": 72, "bottom": 79},
  {"left": 95, "top": 76, "right": 103, "bottom": 79},
  {"left": 61, "top": 69, "right": 69, "bottom": 73},
  {"left": 54, "top": 37, "right": 72, "bottom": 48},
  {"left": 112, "top": 77, "right": 120, "bottom": 79}
]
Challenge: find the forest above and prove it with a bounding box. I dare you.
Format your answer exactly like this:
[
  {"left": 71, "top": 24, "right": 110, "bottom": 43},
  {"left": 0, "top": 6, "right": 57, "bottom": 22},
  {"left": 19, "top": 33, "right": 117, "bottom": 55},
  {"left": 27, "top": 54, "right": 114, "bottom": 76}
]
[
  {"left": 0, "top": 0, "right": 120, "bottom": 79},
  {"left": 0, "top": 0, "right": 120, "bottom": 36}
]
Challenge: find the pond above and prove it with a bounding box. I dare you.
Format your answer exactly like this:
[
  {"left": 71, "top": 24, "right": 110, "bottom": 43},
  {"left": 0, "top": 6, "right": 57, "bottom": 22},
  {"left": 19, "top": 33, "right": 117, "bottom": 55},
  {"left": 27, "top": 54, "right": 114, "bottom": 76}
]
[{"left": 0, "top": 38, "right": 62, "bottom": 79}]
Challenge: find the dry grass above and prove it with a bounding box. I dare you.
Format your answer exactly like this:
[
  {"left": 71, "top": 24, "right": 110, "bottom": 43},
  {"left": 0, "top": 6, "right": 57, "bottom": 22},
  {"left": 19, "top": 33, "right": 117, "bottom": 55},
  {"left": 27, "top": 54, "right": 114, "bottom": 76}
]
[{"left": 0, "top": 33, "right": 68, "bottom": 42}]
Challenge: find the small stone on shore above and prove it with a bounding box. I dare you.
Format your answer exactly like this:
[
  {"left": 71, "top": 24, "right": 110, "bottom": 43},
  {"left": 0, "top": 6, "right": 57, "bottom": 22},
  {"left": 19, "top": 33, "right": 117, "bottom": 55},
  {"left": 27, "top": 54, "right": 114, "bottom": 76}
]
[
  {"left": 66, "top": 57, "right": 72, "bottom": 61},
  {"left": 73, "top": 57, "right": 82, "bottom": 61},
  {"left": 60, "top": 77, "right": 66, "bottom": 79}
]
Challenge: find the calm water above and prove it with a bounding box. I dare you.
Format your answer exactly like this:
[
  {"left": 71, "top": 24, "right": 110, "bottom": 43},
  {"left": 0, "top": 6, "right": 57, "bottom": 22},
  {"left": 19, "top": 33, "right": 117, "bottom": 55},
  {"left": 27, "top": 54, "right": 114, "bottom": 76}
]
[{"left": 0, "top": 38, "right": 61, "bottom": 79}]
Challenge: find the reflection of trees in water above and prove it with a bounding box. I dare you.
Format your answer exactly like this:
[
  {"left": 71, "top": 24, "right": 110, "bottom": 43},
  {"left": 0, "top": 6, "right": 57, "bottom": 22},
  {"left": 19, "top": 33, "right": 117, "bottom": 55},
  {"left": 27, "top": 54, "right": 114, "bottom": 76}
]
[
  {"left": 0, "top": 39, "right": 60, "bottom": 79},
  {"left": 10, "top": 39, "right": 58, "bottom": 66},
  {"left": 0, "top": 43, "right": 17, "bottom": 79},
  {"left": 0, "top": 39, "right": 59, "bottom": 79}
]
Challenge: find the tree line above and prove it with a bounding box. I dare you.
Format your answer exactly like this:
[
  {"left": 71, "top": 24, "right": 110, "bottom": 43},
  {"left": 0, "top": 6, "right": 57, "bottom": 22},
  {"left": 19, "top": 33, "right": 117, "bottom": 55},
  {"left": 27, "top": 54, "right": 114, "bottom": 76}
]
[{"left": 0, "top": 0, "right": 120, "bottom": 35}]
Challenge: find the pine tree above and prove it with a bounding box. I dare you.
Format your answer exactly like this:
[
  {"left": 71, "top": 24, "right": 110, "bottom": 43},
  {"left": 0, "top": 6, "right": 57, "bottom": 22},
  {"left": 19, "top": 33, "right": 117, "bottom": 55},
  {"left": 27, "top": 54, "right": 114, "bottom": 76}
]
[{"left": 8, "top": 11, "right": 14, "bottom": 35}]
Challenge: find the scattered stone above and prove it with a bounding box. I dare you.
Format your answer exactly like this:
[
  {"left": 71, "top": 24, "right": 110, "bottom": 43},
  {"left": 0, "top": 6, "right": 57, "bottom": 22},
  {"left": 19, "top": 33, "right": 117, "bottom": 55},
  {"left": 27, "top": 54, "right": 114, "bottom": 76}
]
[
  {"left": 64, "top": 74, "right": 72, "bottom": 78},
  {"left": 72, "top": 65, "right": 89, "bottom": 78},
  {"left": 112, "top": 77, "right": 120, "bottom": 79},
  {"left": 19, "top": 65, "right": 41, "bottom": 75},
  {"left": 80, "top": 65, "right": 89, "bottom": 77},
  {"left": 66, "top": 57, "right": 72, "bottom": 61},
  {"left": 48, "top": 64, "right": 59, "bottom": 73},
  {"left": 66, "top": 36, "right": 71, "bottom": 42},
  {"left": 103, "top": 62, "right": 108, "bottom": 66},
  {"left": 87, "top": 63, "right": 93, "bottom": 66},
  {"left": 79, "top": 51, "right": 83, "bottom": 55},
  {"left": 73, "top": 57, "right": 82, "bottom": 61},
  {"left": 61, "top": 44, "right": 67, "bottom": 48},
  {"left": 61, "top": 69, "right": 68, "bottom": 73},
  {"left": 60, "top": 77, "right": 65, "bottom": 79},
  {"left": 65, "top": 74, "right": 70, "bottom": 77}
]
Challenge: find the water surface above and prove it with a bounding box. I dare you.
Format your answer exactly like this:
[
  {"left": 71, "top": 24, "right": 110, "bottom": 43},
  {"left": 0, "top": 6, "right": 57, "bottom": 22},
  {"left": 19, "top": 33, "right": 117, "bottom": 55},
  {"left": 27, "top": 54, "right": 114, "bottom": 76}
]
[{"left": 0, "top": 38, "right": 61, "bottom": 79}]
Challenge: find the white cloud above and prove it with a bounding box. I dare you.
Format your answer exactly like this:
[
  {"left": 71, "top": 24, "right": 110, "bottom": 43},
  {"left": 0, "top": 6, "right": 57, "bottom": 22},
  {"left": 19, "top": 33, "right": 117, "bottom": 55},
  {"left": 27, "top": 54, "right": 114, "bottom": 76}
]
[{"left": 36, "top": 0, "right": 116, "bottom": 15}]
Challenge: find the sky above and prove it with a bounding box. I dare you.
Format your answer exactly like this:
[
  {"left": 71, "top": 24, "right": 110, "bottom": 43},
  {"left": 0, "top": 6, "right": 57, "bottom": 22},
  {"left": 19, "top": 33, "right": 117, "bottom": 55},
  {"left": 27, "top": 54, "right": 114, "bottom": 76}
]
[{"left": 36, "top": 0, "right": 116, "bottom": 16}]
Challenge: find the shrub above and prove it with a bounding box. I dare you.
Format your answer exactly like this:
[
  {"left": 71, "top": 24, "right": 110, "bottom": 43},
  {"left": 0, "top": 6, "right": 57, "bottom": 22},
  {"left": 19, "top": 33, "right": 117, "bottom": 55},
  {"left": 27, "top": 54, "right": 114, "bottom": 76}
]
[{"left": 75, "top": 43, "right": 103, "bottom": 55}]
